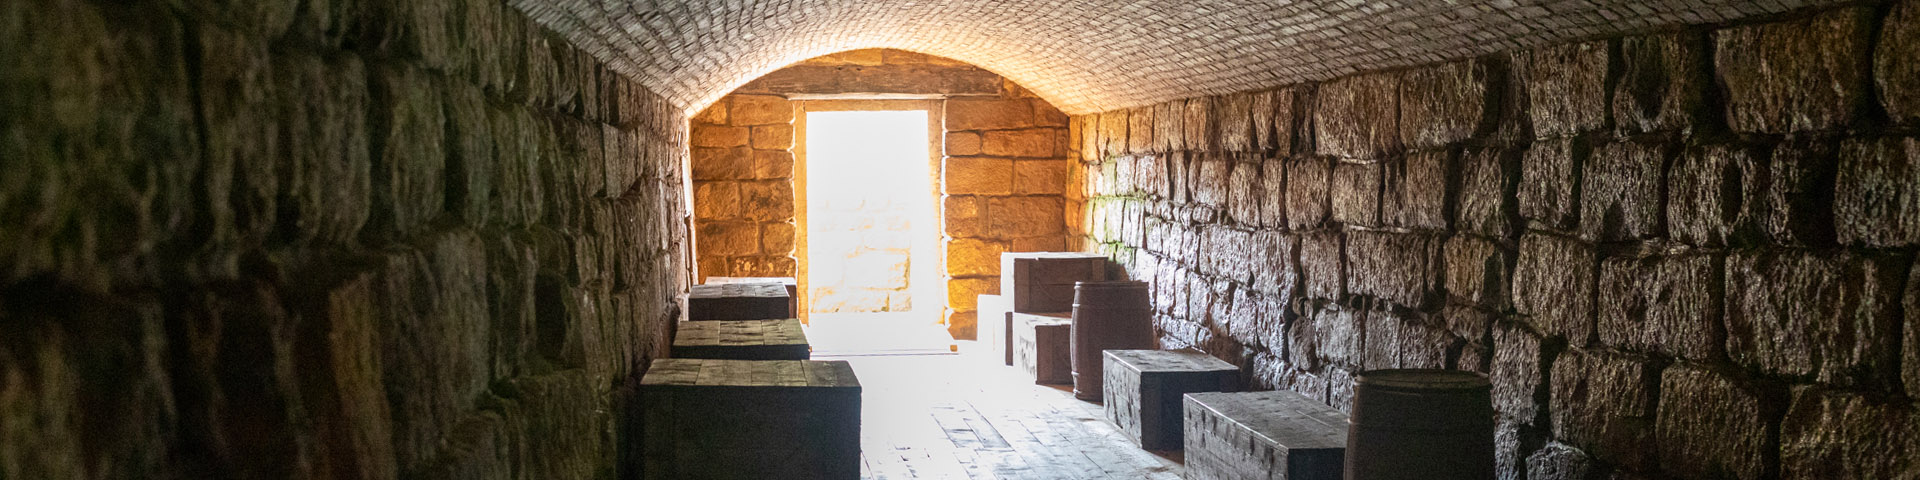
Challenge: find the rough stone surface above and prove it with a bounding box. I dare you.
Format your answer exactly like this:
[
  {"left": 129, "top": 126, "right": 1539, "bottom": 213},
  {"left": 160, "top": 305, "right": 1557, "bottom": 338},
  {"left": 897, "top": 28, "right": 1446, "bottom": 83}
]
[
  {"left": 1331, "top": 161, "right": 1382, "bottom": 226},
  {"left": 1758, "top": 138, "right": 1838, "bottom": 246},
  {"left": 1714, "top": 7, "right": 1874, "bottom": 133},
  {"left": 1399, "top": 59, "right": 1489, "bottom": 148},
  {"left": 1526, "top": 40, "right": 1610, "bottom": 137},
  {"left": 1512, "top": 234, "right": 1597, "bottom": 343},
  {"left": 1614, "top": 32, "right": 1707, "bottom": 133},
  {"left": 1668, "top": 144, "right": 1763, "bottom": 247},
  {"left": 1725, "top": 250, "right": 1904, "bottom": 388},
  {"left": 1518, "top": 137, "right": 1585, "bottom": 232},
  {"left": 1384, "top": 150, "right": 1452, "bottom": 231},
  {"left": 1882, "top": 0, "right": 1920, "bottom": 125},
  {"left": 1491, "top": 321, "right": 1547, "bottom": 421},
  {"left": 1910, "top": 261, "right": 1920, "bottom": 397},
  {"left": 1227, "top": 157, "right": 1263, "bottom": 225},
  {"left": 1259, "top": 156, "right": 1288, "bottom": 228},
  {"left": 1549, "top": 349, "right": 1658, "bottom": 472},
  {"left": 1456, "top": 148, "right": 1520, "bottom": 238},
  {"left": 1315, "top": 73, "right": 1400, "bottom": 159},
  {"left": 1597, "top": 252, "right": 1723, "bottom": 362},
  {"left": 1656, "top": 366, "right": 1770, "bottom": 480},
  {"left": 1780, "top": 388, "right": 1920, "bottom": 480},
  {"left": 1345, "top": 230, "right": 1442, "bottom": 309},
  {"left": 1443, "top": 235, "right": 1514, "bottom": 310},
  {"left": 1835, "top": 137, "right": 1920, "bottom": 247},
  {"left": 1580, "top": 140, "right": 1670, "bottom": 242},
  {"left": 1286, "top": 157, "right": 1333, "bottom": 230},
  {"left": 1298, "top": 231, "right": 1345, "bottom": 301}
]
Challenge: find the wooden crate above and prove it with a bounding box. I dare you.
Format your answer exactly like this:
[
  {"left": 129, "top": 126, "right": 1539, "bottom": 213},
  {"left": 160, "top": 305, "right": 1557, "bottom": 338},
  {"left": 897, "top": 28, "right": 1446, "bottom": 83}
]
[
  {"left": 671, "top": 319, "right": 810, "bottom": 360},
  {"left": 1000, "top": 252, "right": 1110, "bottom": 314},
  {"left": 686, "top": 283, "right": 790, "bottom": 321},
  {"left": 976, "top": 294, "right": 1011, "bottom": 365},
  {"left": 641, "top": 359, "right": 861, "bottom": 479},
  {"left": 1184, "top": 391, "right": 1347, "bottom": 480},
  {"left": 1103, "top": 349, "right": 1239, "bottom": 451},
  {"left": 1012, "top": 312, "right": 1073, "bottom": 384},
  {"left": 705, "top": 276, "right": 798, "bottom": 317}
]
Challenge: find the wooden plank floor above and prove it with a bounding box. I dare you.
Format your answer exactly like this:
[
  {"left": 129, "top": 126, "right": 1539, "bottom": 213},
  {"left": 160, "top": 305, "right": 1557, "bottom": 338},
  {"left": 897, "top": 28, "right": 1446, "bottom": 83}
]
[{"left": 825, "top": 344, "right": 1184, "bottom": 479}]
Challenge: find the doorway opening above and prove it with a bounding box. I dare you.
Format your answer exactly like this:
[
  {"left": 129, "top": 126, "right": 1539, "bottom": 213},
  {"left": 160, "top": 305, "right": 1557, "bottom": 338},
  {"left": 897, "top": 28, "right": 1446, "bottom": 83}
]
[{"left": 796, "top": 101, "right": 953, "bottom": 354}]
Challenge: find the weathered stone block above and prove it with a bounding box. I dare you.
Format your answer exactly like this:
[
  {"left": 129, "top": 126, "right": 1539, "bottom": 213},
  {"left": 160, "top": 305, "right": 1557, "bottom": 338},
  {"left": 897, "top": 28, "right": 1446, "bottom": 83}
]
[
  {"left": 1714, "top": 7, "right": 1874, "bottom": 133},
  {"left": 691, "top": 125, "right": 749, "bottom": 148},
  {"left": 1384, "top": 150, "right": 1452, "bottom": 230},
  {"left": 1597, "top": 252, "right": 1722, "bottom": 362},
  {"left": 944, "top": 156, "right": 1013, "bottom": 195},
  {"left": 1779, "top": 388, "right": 1920, "bottom": 479},
  {"left": 1656, "top": 366, "right": 1768, "bottom": 480},
  {"left": 1580, "top": 140, "right": 1670, "bottom": 242},
  {"left": 692, "top": 146, "right": 753, "bottom": 181},
  {"left": 377, "top": 232, "right": 490, "bottom": 469},
  {"left": 752, "top": 150, "right": 793, "bottom": 179},
  {"left": 367, "top": 65, "right": 447, "bottom": 242},
  {"left": 1299, "top": 231, "right": 1344, "bottom": 300},
  {"left": 695, "top": 221, "right": 758, "bottom": 256},
  {"left": 1400, "top": 59, "right": 1489, "bottom": 148},
  {"left": 1316, "top": 72, "right": 1400, "bottom": 159},
  {"left": 1526, "top": 40, "right": 1610, "bottom": 137},
  {"left": 1331, "top": 161, "right": 1382, "bottom": 226},
  {"left": 738, "top": 181, "right": 792, "bottom": 222},
  {"left": 691, "top": 182, "right": 740, "bottom": 220},
  {"left": 1518, "top": 136, "right": 1585, "bottom": 231},
  {"left": 1490, "top": 321, "right": 1547, "bottom": 421},
  {"left": 947, "top": 131, "right": 982, "bottom": 156},
  {"left": 1227, "top": 156, "right": 1263, "bottom": 226},
  {"left": 1191, "top": 153, "right": 1232, "bottom": 209},
  {"left": 1512, "top": 233, "right": 1596, "bottom": 342},
  {"left": 1669, "top": 144, "right": 1763, "bottom": 246},
  {"left": 1549, "top": 349, "right": 1658, "bottom": 472},
  {"left": 1013, "top": 159, "right": 1067, "bottom": 195},
  {"left": 728, "top": 94, "right": 790, "bottom": 126},
  {"left": 1099, "top": 110, "right": 1130, "bottom": 158},
  {"left": 1456, "top": 148, "right": 1520, "bottom": 238},
  {"left": 640, "top": 359, "right": 860, "bottom": 480},
  {"left": 1183, "top": 391, "right": 1347, "bottom": 480},
  {"left": 750, "top": 124, "right": 792, "bottom": 150},
  {"left": 1215, "top": 93, "right": 1255, "bottom": 152},
  {"left": 1444, "top": 235, "right": 1514, "bottom": 310},
  {"left": 987, "top": 196, "right": 1065, "bottom": 238},
  {"left": 1725, "top": 250, "right": 1903, "bottom": 387},
  {"left": 276, "top": 52, "right": 371, "bottom": 245},
  {"left": 1345, "top": 230, "right": 1442, "bottom": 309},
  {"left": 1129, "top": 106, "right": 1157, "bottom": 155},
  {"left": 947, "top": 238, "right": 1006, "bottom": 277},
  {"left": 1443, "top": 305, "right": 1495, "bottom": 345},
  {"left": 1758, "top": 138, "right": 1837, "bottom": 246},
  {"left": 1325, "top": 368, "right": 1356, "bottom": 415},
  {"left": 1251, "top": 231, "right": 1300, "bottom": 300},
  {"left": 1835, "top": 137, "right": 1920, "bottom": 247},
  {"left": 1259, "top": 88, "right": 1300, "bottom": 154},
  {"left": 1259, "top": 156, "right": 1288, "bottom": 228},
  {"left": 985, "top": 129, "right": 1058, "bottom": 158},
  {"left": 1525, "top": 443, "right": 1595, "bottom": 480},
  {"left": 1909, "top": 262, "right": 1920, "bottom": 397},
  {"left": 1614, "top": 32, "right": 1708, "bottom": 133},
  {"left": 1882, "top": 0, "right": 1920, "bottom": 125},
  {"left": 1202, "top": 227, "right": 1255, "bottom": 283},
  {"left": 196, "top": 25, "right": 281, "bottom": 249},
  {"left": 1287, "top": 157, "right": 1333, "bottom": 229},
  {"left": 1185, "top": 97, "right": 1217, "bottom": 152},
  {"left": 1104, "top": 350, "right": 1239, "bottom": 451},
  {"left": 1298, "top": 306, "right": 1364, "bottom": 370}
]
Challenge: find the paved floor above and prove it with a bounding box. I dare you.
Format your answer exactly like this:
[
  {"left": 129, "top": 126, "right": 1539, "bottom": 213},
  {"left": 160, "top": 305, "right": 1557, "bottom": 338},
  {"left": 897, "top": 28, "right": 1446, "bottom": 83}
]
[{"left": 824, "top": 344, "right": 1184, "bottom": 479}]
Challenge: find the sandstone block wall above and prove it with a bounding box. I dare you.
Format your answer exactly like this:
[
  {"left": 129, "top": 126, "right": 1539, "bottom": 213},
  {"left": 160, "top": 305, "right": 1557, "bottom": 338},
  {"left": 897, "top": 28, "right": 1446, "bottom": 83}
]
[
  {"left": 689, "top": 49, "right": 1070, "bottom": 337},
  {"left": 1073, "top": 3, "right": 1920, "bottom": 479},
  {"left": 0, "top": 0, "right": 690, "bottom": 478}
]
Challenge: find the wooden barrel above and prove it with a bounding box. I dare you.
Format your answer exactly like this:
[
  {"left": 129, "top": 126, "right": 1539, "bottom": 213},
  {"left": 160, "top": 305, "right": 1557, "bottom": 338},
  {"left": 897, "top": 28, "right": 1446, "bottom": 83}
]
[
  {"left": 1345, "top": 369, "right": 1495, "bottom": 480},
  {"left": 1069, "top": 280, "right": 1154, "bottom": 401}
]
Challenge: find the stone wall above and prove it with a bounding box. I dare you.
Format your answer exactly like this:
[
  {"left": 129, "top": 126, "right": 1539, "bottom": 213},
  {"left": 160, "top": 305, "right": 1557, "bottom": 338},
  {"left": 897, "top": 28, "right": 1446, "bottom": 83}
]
[
  {"left": 689, "top": 49, "right": 1070, "bottom": 337},
  {"left": 1074, "top": 2, "right": 1920, "bottom": 479},
  {"left": 0, "top": 0, "right": 690, "bottom": 478}
]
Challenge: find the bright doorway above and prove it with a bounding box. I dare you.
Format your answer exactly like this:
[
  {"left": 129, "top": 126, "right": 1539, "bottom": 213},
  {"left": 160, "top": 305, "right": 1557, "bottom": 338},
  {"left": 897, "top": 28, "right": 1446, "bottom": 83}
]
[{"left": 796, "top": 100, "right": 953, "bottom": 354}]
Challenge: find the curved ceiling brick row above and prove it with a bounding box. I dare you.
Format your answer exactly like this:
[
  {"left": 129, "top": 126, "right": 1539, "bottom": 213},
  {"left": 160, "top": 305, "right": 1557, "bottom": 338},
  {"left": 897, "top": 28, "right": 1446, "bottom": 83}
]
[{"left": 516, "top": 0, "right": 1840, "bottom": 114}]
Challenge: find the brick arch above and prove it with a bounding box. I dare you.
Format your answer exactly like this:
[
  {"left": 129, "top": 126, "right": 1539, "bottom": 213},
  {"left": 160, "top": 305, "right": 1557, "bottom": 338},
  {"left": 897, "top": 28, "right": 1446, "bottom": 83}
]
[{"left": 518, "top": 0, "right": 1841, "bottom": 114}]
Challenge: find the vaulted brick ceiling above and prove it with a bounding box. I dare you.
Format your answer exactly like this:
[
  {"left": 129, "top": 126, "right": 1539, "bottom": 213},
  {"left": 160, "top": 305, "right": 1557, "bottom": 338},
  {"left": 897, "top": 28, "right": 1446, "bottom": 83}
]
[{"left": 517, "top": 0, "right": 1836, "bottom": 114}]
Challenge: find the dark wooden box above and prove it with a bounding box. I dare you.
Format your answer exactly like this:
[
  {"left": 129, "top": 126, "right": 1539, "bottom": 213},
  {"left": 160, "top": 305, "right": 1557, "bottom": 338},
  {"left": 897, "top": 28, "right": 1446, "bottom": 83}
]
[
  {"left": 705, "top": 276, "right": 799, "bottom": 317},
  {"left": 686, "top": 283, "right": 791, "bottom": 321},
  {"left": 1103, "top": 349, "right": 1239, "bottom": 450},
  {"left": 641, "top": 359, "right": 861, "bottom": 480},
  {"left": 1000, "top": 253, "right": 1110, "bottom": 314},
  {"left": 1013, "top": 312, "right": 1073, "bottom": 384},
  {"left": 1183, "top": 391, "right": 1347, "bottom": 480},
  {"left": 671, "top": 319, "right": 810, "bottom": 360}
]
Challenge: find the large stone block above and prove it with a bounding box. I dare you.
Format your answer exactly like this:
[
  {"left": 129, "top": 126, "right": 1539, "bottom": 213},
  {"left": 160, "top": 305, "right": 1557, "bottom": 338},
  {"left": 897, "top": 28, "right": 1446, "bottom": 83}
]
[
  {"left": 1517, "top": 137, "right": 1585, "bottom": 231},
  {"left": 1330, "top": 161, "right": 1382, "bottom": 226},
  {"left": 1598, "top": 252, "right": 1722, "bottom": 362},
  {"left": 275, "top": 52, "right": 371, "bottom": 245},
  {"left": 944, "top": 156, "right": 1013, "bottom": 195},
  {"left": 691, "top": 125, "right": 749, "bottom": 148},
  {"left": 1185, "top": 97, "right": 1217, "bottom": 152},
  {"left": 1835, "top": 137, "right": 1920, "bottom": 247},
  {"left": 1580, "top": 140, "right": 1670, "bottom": 242},
  {"left": 367, "top": 64, "right": 447, "bottom": 242},
  {"left": 1192, "top": 153, "right": 1232, "bottom": 209},
  {"left": 1151, "top": 101, "right": 1184, "bottom": 152},
  {"left": 1512, "top": 233, "right": 1596, "bottom": 342},
  {"left": 1228, "top": 156, "right": 1263, "bottom": 226},
  {"left": 1014, "top": 159, "right": 1067, "bottom": 195},
  {"left": 1383, "top": 150, "right": 1452, "bottom": 230},
  {"left": 1780, "top": 388, "right": 1920, "bottom": 479},
  {"left": 1251, "top": 232, "right": 1301, "bottom": 300},
  {"left": 737, "top": 181, "right": 792, "bottom": 222},
  {"left": 1882, "top": 0, "right": 1920, "bottom": 125},
  {"left": 1259, "top": 156, "right": 1288, "bottom": 228},
  {"left": 1526, "top": 40, "right": 1610, "bottom": 137},
  {"left": 1656, "top": 366, "right": 1769, "bottom": 480},
  {"left": 1456, "top": 148, "right": 1521, "bottom": 238},
  {"left": 377, "top": 232, "right": 490, "bottom": 469},
  {"left": 1287, "top": 157, "right": 1333, "bottom": 229},
  {"left": 1443, "top": 235, "right": 1514, "bottom": 310},
  {"left": 1400, "top": 59, "right": 1489, "bottom": 148},
  {"left": 691, "top": 146, "right": 753, "bottom": 181},
  {"left": 1301, "top": 306, "right": 1364, "bottom": 370},
  {"left": 950, "top": 98, "right": 1034, "bottom": 132},
  {"left": 1215, "top": 93, "right": 1255, "bottom": 152},
  {"left": 510, "top": 372, "right": 611, "bottom": 478},
  {"left": 1669, "top": 144, "right": 1764, "bottom": 246},
  {"left": 1909, "top": 262, "right": 1920, "bottom": 397},
  {"left": 1130, "top": 106, "right": 1157, "bottom": 154},
  {"left": 1525, "top": 443, "right": 1595, "bottom": 480},
  {"left": 985, "top": 129, "right": 1059, "bottom": 158},
  {"left": 1549, "top": 349, "right": 1658, "bottom": 472},
  {"left": 1202, "top": 227, "right": 1255, "bottom": 283},
  {"left": 1345, "top": 230, "right": 1442, "bottom": 309},
  {"left": 1758, "top": 138, "right": 1838, "bottom": 246},
  {"left": 1298, "top": 231, "right": 1345, "bottom": 300},
  {"left": 1257, "top": 88, "right": 1300, "bottom": 154},
  {"left": 728, "top": 94, "right": 790, "bottom": 126},
  {"left": 1614, "top": 32, "right": 1708, "bottom": 133},
  {"left": 195, "top": 25, "right": 281, "bottom": 251},
  {"left": 1714, "top": 7, "right": 1874, "bottom": 133},
  {"left": 1099, "top": 110, "right": 1130, "bottom": 158},
  {"left": 1315, "top": 72, "right": 1400, "bottom": 159},
  {"left": 1725, "top": 250, "right": 1904, "bottom": 388},
  {"left": 986, "top": 196, "right": 1065, "bottom": 238},
  {"left": 1490, "top": 322, "right": 1547, "bottom": 421}
]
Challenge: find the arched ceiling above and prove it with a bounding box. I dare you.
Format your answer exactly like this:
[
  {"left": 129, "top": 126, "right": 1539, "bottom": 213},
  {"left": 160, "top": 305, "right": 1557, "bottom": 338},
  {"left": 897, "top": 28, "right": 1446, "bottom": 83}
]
[{"left": 515, "top": 0, "right": 1836, "bottom": 115}]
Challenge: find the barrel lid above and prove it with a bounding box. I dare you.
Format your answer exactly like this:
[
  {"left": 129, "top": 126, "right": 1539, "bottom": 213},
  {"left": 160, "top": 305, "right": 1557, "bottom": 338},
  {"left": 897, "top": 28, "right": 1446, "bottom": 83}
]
[{"left": 1355, "top": 369, "right": 1490, "bottom": 391}]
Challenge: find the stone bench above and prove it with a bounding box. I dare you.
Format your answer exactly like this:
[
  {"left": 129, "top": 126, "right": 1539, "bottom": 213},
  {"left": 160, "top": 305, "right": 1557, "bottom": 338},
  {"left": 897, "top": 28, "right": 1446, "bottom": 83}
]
[
  {"left": 1184, "top": 391, "right": 1348, "bottom": 480},
  {"left": 705, "top": 276, "right": 798, "bottom": 317},
  {"left": 685, "top": 283, "right": 791, "bottom": 321},
  {"left": 1012, "top": 312, "right": 1073, "bottom": 384},
  {"left": 641, "top": 359, "right": 861, "bottom": 479},
  {"left": 1103, "top": 349, "right": 1239, "bottom": 450},
  {"left": 670, "top": 319, "right": 810, "bottom": 360}
]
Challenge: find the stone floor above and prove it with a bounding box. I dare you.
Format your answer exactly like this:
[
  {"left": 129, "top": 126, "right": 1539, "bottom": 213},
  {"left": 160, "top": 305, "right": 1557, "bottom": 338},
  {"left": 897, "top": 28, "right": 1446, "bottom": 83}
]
[
  {"left": 805, "top": 312, "right": 958, "bottom": 356},
  {"left": 827, "top": 344, "right": 1185, "bottom": 479}
]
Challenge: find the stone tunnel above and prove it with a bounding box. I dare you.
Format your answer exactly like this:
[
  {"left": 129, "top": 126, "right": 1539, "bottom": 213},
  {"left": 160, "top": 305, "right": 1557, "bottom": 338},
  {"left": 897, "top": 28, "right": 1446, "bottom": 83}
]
[{"left": 1, "top": 0, "right": 1918, "bottom": 478}]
